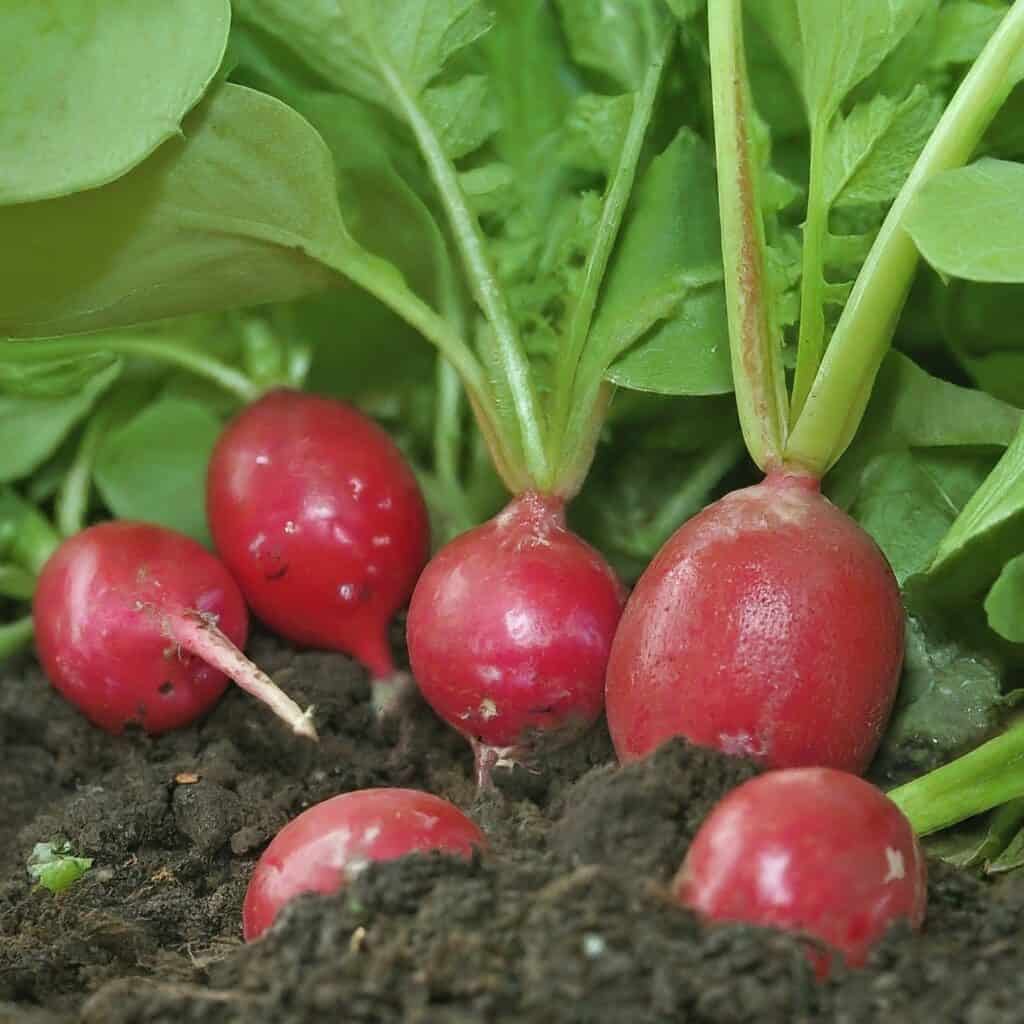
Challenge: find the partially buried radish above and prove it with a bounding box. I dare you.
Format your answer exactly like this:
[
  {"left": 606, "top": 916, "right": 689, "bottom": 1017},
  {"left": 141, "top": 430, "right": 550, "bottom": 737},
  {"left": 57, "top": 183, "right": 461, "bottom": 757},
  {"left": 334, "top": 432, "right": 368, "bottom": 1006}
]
[
  {"left": 407, "top": 491, "right": 624, "bottom": 786},
  {"left": 243, "top": 788, "right": 485, "bottom": 940},
  {"left": 207, "top": 390, "right": 430, "bottom": 710},
  {"left": 606, "top": 471, "right": 904, "bottom": 773},
  {"left": 33, "top": 521, "right": 315, "bottom": 738},
  {"left": 674, "top": 768, "right": 927, "bottom": 974}
]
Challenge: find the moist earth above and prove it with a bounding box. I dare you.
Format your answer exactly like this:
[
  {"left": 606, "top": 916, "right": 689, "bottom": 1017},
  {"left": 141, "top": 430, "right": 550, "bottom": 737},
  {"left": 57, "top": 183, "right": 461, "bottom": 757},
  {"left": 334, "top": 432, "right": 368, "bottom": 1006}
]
[{"left": 2, "top": 631, "right": 1023, "bottom": 1024}]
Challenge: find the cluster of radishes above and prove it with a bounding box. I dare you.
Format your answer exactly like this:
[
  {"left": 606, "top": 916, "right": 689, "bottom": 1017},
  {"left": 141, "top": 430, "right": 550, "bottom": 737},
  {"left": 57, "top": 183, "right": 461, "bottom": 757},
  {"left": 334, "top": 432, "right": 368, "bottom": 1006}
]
[{"left": 31, "top": 388, "right": 924, "bottom": 973}]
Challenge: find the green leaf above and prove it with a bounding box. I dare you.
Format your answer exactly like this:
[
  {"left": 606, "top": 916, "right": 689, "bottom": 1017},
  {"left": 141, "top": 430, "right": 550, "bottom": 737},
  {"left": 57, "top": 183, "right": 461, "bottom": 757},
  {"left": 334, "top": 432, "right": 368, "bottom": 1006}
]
[
  {"left": 563, "top": 94, "right": 634, "bottom": 176},
  {"left": 906, "top": 159, "right": 1024, "bottom": 283},
  {"left": 0, "top": 350, "right": 120, "bottom": 398},
  {"left": 827, "top": 352, "right": 1020, "bottom": 509},
  {"left": 987, "top": 822, "right": 1024, "bottom": 874},
  {"left": 0, "top": 0, "right": 230, "bottom": 204},
  {"left": 0, "top": 84, "right": 345, "bottom": 338},
  {"left": 94, "top": 397, "right": 223, "bottom": 543},
  {"left": 749, "top": 0, "right": 930, "bottom": 123},
  {"left": 554, "top": 0, "right": 669, "bottom": 90},
  {"left": 27, "top": 840, "right": 93, "bottom": 894},
  {"left": 0, "top": 360, "right": 121, "bottom": 482},
  {"left": 850, "top": 449, "right": 994, "bottom": 585},
  {"left": 985, "top": 552, "right": 1024, "bottom": 642},
  {"left": 930, "top": 419, "right": 1024, "bottom": 599},
  {"left": 234, "top": 0, "right": 496, "bottom": 161},
  {"left": 931, "top": 2, "right": 1010, "bottom": 69},
  {"left": 824, "top": 87, "right": 942, "bottom": 208},
  {"left": 871, "top": 602, "right": 1005, "bottom": 783},
  {"left": 588, "top": 130, "right": 726, "bottom": 395}
]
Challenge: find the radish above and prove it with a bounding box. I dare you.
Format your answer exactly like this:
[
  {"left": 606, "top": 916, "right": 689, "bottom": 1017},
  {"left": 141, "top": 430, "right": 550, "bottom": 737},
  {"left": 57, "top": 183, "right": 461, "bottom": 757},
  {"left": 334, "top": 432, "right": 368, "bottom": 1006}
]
[
  {"left": 33, "top": 521, "right": 315, "bottom": 738},
  {"left": 407, "top": 492, "right": 624, "bottom": 786},
  {"left": 674, "top": 768, "right": 927, "bottom": 974},
  {"left": 606, "top": 471, "right": 904, "bottom": 772},
  {"left": 206, "top": 389, "right": 430, "bottom": 708},
  {"left": 242, "top": 787, "right": 485, "bottom": 941}
]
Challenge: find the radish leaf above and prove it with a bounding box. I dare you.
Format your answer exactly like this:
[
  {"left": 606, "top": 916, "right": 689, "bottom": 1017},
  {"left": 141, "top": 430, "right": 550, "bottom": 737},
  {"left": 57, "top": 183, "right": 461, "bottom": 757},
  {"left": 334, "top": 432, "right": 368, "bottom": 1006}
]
[{"left": 1, "top": 0, "right": 230, "bottom": 204}]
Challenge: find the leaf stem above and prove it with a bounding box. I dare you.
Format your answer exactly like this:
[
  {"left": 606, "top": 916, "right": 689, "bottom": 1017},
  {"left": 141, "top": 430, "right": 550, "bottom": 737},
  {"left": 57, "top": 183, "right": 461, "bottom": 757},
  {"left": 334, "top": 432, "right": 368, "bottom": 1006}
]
[
  {"left": 0, "top": 488, "right": 60, "bottom": 575},
  {"left": 888, "top": 719, "right": 1024, "bottom": 836},
  {"left": 56, "top": 407, "right": 116, "bottom": 538},
  {"left": 0, "top": 337, "right": 260, "bottom": 405},
  {"left": 785, "top": 0, "right": 1024, "bottom": 475},
  {"left": 0, "top": 564, "right": 36, "bottom": 600},
  {"left": 372, "top": 56, "right": 549, "bottom": 489},
  {"left": 339, "top": 252, "right": 530, "bottom": 493},
  {"left": 708, "top": 0, "right": 789, "bottom": 473},
  {"left": 790, "top": 118, "right": 829, "bottom": 422},
  {"left": 550, "top": 28, "right": 673, "bottom": 481}
]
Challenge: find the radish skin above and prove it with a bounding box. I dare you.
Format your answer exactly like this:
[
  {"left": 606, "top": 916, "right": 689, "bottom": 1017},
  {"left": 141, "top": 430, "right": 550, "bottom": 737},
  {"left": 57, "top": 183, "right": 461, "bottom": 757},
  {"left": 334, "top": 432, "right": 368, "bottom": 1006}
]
[
  {"left": 33, "top": 521, "right": 315, "bottom": 738},
  {"left": 243, "top": 788, "right": 485, "bottom": 941},
  {"left": 675, "top": 768, "right": 927, "bottom": 974},
  {"left": 407, "top": 492, "right": 624, "bottom": 785},
  {"left": 207, "top": 390, "right": 429, "bottom": 705},
  {"left": 606, "top": 472, "right": 904, "bottom": 773}
]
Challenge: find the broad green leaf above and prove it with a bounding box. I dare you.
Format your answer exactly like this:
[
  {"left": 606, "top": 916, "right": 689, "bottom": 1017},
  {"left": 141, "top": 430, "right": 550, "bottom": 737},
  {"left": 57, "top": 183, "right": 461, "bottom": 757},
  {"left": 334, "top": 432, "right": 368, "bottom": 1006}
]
[
  {"left": 94, "top": 397, "right": 223, "bottom": 543},
  {"left": 930, "top": 419, "right": 1024, "bottom": 598},
  {"left": 0, "top": 0, "right": 230, "bottom": 204},
  {"left": 906, "top": 159, "right": 1024, "bottom": 283},
  {"left": 0, "top": 84, "right": 351, "bottom": 338},
  {"left": 606, "top": 289, "right": 732, "bottom": 395},
  {"left": 925, "top": 797, "right": 1024, "bottom": 869},
  {"left": 827, "top": 351, "right": 1021, "bottom": 510},
  {"left": 931, "top": 2, "right": 1010, "bottom": 68},
  {"left": 564, "top": 94, "right": 634, "bottom": 176},
  {"left": 589, "top": 131, "right": 725, "bottom": 395},
  {"left": 824, "top": 87, "right": 942, "bottom": 208},
  {"left": 0, "top": 351, "right": 120, "bottom": 398},
  {"left": 233, "top": 0, "right": 496, "bottom": 160},
  {"left": 871, "top": 602, "right": 1005, "bottom": 782},
  {"left": 850, "top": 449, "right": 994, "bottom": 585},
  {"left": 985, "top": 552, "right": 1024, "bottom": 642},
  {"left": 555, "top": 0, "right": 670, "bottom": 90},
  {"left": 0, "top": 360, "right": 121, "bottom": 482},
  {"left": 749, "top": 0, "right": 931, "bottom": 123},
  {"left": 987, "top": 822, "right": 1024, "bottom": 873}
]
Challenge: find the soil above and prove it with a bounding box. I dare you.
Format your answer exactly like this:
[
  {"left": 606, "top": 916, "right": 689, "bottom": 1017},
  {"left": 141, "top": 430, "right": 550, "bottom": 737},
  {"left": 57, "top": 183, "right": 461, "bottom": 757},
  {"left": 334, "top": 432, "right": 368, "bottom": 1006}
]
[{"left": 3, "top": 631, "right": 1024, "bottom": 1024}]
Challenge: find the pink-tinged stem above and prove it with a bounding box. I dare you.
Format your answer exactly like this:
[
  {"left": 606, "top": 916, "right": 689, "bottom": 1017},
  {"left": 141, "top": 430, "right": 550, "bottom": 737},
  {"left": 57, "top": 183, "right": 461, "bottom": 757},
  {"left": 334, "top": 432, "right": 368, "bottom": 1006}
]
[{"left": 171, "top": 610, "right": 318, "bottom": 741}]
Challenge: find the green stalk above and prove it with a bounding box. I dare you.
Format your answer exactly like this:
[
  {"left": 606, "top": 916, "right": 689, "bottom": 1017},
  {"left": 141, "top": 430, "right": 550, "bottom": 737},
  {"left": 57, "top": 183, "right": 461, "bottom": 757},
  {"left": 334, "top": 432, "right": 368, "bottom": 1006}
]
[
  {"left": 0, "top": 616, "right": 34, "bottom": 662},
  {"left": 888, "top": 719, "right": 1024, "bottom": 836},
  {"left": 56, "top": 407, "right": 116, "bottom": 538},
  {"left": 785, "top": 0, "right": 1024, "bottom": 475},
  {"left": 708, "top": 0, "right": 789, "bottom": 473},
  {"left": 340, "top": 252, "right": 530, "bottom": 494},
  {"left": 372, "top": 55, "right": 549, "bottom": 489},
  {"left": 2, "top": 491, "right": 60, "bottom": 576},
  {"left": 789, "top": 118, "right": 829, "bottom": 422},
  {"left": 0, "top": 336, "right": 260, "bottom": 405},
  {"left": 550, "top": 29, "right": 673, "bottom": 477}
]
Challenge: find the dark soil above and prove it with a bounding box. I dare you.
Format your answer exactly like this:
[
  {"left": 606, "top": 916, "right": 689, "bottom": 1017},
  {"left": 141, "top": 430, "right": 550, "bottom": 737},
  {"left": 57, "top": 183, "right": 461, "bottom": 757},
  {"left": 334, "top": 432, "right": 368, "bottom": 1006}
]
[{"left": 3, "top": 634, "right": 1024, "bottom": 1024}]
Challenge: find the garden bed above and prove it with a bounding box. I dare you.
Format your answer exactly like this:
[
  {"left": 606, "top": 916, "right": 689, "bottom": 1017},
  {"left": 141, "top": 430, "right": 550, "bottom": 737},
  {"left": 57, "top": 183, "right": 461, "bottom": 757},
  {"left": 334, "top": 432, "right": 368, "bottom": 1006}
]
[{"left": 2, "top": 634, "right": 1023, "bottom": 1024}]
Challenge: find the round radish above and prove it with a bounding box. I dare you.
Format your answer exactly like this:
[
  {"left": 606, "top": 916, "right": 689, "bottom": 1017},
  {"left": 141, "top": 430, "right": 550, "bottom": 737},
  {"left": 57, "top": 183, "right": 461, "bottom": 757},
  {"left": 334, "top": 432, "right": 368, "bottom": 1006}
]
[
  {"left": 33, "top": 521, "right": 314, "bottom": 738},
  {"left": 674, "top": 768, "right": 927, "bottom": 973},
  {"left": 243, "top": 787, "right": 485, "bottom": 941},
  {"left": 207, "top": 390, "right": 429, "bottom": 703},
  {"left": 407, "top": 491, "right": 624, "bottom": 785},
  {"left": 606, "top": 472, "right": 903, "bottom": 773}
]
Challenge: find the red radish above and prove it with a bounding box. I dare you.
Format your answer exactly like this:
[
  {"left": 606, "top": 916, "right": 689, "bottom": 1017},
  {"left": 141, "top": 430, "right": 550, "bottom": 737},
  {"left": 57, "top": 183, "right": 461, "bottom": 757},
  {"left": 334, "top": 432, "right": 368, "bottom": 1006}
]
[
  {"left": 674, "top": 767, "right": 927, "bottom": 974},
  {"left": 207, "top": 390, "right": 429, "bottom": 709},
  {"left": 33, "top": 521, "right": 315, "bottom": 738},
  {"left": 407, "top": 491, "right": 624, "bottom": 786},
  {"left": 606, "top": 471, "right": 903, "bottom": 773},
  {"left": 243, "top": 787, "right": 485, "bottom": 940}
]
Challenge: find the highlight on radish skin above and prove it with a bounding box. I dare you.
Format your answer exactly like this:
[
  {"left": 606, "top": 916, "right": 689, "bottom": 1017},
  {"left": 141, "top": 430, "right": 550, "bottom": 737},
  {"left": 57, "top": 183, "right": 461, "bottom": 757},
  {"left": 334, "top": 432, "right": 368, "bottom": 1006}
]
[
  {"left": 407, "top": 491, "right": 624, "bottom": 787},
  {"left": 33, "top": 521, "right": 315, "bottom": 739},
  {"left": 674, "top": 768, "right": 927, "bottom": 974},
  {"left": 606, "top": 472, "right": 904, "bottom": 774},
  {"left": 207, "top": 390, "right": 429, "bottom": 711},
  {"left": 243, "top": 788, "right": 485, "bottom": 941}
]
